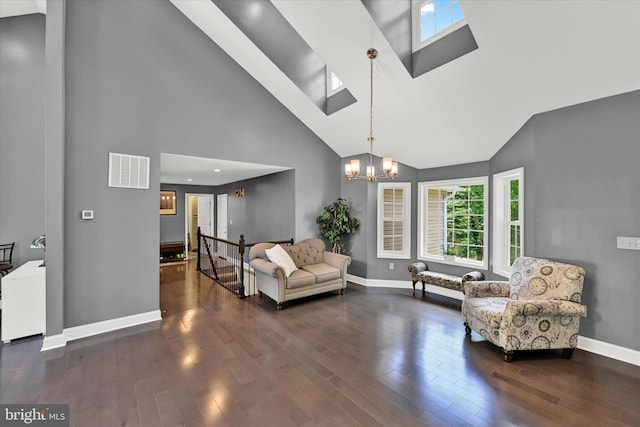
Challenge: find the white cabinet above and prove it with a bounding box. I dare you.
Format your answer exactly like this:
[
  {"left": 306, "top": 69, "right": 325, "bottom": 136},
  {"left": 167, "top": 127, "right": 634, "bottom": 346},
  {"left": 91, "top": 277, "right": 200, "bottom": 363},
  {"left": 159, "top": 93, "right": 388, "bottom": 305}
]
[{"left": 1, "top": 260, "right": 46, "bottom": 343}]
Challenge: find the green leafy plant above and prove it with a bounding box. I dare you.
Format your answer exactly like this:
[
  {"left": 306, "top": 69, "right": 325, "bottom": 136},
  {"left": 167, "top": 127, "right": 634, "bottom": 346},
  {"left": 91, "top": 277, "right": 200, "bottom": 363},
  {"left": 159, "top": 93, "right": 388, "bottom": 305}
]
[{"left": 316, "top": 198, "right": 360, "bottom": 254}]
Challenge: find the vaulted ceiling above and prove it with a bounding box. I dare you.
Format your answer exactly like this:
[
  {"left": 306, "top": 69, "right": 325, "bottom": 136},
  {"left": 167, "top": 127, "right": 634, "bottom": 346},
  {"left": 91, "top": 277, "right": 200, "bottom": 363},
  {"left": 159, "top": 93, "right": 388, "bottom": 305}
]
[
  {"left": 3, "top": 0, "right": 639, "bottom": 171},
  {"left": 173, "top": 0, "right": 640, "bottom": 169}
]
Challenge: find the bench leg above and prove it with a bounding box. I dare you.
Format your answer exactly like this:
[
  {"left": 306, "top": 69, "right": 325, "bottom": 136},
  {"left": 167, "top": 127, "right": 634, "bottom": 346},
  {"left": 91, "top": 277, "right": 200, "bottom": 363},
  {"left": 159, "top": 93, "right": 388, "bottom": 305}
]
[
  {"left": 421, "top": 280, "right": 426, "bottom": 294},
  {"left": 503, "top": 349, "right": 514, "bottom": 362},
  {"left": 412, "top": 280, "right": 417, "bottom": 296},
  {"left": 464, "top": 322, "right": 471, "bottom": 336}
]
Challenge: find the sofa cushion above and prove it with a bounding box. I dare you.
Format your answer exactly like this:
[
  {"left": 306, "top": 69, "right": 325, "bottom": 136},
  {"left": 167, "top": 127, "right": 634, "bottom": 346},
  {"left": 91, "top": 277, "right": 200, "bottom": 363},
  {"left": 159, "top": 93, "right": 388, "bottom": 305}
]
[
  {"left": 301, "top": 263, "right": 341, "bottom": 283},
  {"left": 284, "top": 239, "right": 325, "bottom": 267},
  {"left": 286, "top": 269, "right": 317, "bottom": 289},
  {"left": 265, "top": 244, "right": 298, "bottom": 277}
]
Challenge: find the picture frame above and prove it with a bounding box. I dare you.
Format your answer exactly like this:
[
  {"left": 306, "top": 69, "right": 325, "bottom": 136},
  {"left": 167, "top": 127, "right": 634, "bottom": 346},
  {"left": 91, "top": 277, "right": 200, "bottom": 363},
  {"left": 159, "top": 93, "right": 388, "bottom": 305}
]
[{"left": 160, "top": 190, "right": 177, "bottom": 215}]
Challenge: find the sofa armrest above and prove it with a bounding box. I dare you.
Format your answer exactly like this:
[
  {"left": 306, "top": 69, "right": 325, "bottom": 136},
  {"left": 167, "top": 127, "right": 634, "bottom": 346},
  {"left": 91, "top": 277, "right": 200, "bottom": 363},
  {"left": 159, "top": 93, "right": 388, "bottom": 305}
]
[
  {"left": 322, "top": 251, "right": 351, "bottom": 272},
  {"left": 250, "top": 258, "right": 285, "bottom": 279},
  {"left": 464, "top": 281, "right": 510, "bottom": 298},
  {"left": 504, "top": 300, "right": 587, "bottom": 318},
  {"left": 408, "top": 262, "right": 427, "bottom": 275}
]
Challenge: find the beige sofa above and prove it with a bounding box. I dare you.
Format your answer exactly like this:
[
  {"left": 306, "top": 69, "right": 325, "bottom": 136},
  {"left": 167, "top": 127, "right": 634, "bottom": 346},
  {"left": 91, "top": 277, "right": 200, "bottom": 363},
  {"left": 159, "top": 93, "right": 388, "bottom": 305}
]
[{"left": 249, "top": 238, "right": 351, "bottom": 309}]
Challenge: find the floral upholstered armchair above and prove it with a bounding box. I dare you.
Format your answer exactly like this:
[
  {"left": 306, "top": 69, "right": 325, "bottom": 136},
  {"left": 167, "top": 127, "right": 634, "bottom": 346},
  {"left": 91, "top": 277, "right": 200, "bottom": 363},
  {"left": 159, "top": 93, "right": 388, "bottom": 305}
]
[{"left": 461, "top": 256, "right": 587, "bottom": 362}]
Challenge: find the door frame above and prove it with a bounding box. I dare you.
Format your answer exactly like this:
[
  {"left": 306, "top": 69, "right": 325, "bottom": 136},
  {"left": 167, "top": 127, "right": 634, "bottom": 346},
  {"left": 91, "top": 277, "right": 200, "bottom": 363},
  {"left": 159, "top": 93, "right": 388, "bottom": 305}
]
[
  {"left": 184, "top": 193, "right": 214, "bottom": 257},
  {"left": 216, "top": 193, "right": 228, "bottom": 240}
]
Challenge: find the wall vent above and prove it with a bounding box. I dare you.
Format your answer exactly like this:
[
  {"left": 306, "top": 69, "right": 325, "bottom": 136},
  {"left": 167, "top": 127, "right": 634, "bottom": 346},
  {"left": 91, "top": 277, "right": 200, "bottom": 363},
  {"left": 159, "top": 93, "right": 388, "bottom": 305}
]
[{"left": 108, "top": 152, "right": 150, "bottom": 189}]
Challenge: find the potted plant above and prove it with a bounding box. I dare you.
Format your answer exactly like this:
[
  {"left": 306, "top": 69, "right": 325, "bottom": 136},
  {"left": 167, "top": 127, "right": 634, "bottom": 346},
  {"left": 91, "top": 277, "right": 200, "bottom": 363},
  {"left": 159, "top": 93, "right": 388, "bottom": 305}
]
[{"left": 316, "top": 198, "right": 360, "bottom": 254}]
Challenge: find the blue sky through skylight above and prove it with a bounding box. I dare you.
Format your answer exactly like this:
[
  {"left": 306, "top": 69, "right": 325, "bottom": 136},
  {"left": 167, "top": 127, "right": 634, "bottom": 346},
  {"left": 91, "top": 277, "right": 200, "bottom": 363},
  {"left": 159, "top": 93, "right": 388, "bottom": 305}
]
[{"left": 420, "top": 0, "right": 465, "bottom": 42}]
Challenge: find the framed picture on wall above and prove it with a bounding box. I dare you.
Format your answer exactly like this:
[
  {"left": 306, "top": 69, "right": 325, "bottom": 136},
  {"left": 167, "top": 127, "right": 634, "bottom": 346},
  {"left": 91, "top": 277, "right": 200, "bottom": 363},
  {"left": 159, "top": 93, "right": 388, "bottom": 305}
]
[{"left": 160, "top": 190, "right": 177, "bottom": 215}]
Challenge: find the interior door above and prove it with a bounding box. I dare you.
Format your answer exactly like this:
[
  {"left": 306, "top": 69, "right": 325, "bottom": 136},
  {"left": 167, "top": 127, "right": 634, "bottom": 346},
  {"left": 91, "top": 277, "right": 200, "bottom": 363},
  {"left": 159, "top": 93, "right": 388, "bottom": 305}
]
[
  {"left": 216, "top": 194, "right": 228, "bottom": 240},
  {"left": 197, "top": 196, "right": 212, "bottom": 236}
]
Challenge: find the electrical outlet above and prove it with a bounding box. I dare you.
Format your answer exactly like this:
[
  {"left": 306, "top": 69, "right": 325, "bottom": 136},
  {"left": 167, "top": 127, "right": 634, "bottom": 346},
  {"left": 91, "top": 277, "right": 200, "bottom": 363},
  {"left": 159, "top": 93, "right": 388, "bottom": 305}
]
[
  {"left": 616, "top": 236, "right": 640, "bottom": 251},
  {"left": 389, "top": 262, "right": 394, "bottom": 270}
]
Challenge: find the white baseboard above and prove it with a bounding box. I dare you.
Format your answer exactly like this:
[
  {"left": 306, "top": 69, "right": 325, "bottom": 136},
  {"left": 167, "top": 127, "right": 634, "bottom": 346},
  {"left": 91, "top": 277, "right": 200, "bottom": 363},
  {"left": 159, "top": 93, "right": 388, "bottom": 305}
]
[
  {"left": 347, "top": 274, "right": 464, "bottom": 301},
  {"left": 41, "top": 333, "right": 66, "bottom": 352},
  {"left": 40, "top": 310, "right": 162, "bottom": 352},
  {"left": 578, "top": 335, "right": 640, "bottom": 366},
  {"left": 347, "top": 274, "right": 639, "bottom": 366}
]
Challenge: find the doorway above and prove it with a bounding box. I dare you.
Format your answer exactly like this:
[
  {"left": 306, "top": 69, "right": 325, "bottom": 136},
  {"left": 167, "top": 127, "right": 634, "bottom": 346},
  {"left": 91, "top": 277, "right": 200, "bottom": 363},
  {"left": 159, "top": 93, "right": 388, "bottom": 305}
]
[{"left": 185, "top": 193, "right": 214, "bottom": 259}]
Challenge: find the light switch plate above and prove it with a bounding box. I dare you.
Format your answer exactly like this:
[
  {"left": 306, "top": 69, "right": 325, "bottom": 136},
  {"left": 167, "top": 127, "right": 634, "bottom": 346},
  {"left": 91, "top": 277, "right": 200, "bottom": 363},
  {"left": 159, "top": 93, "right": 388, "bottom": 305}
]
[
  {"left": 81, "top": 210, "right": 94, "bottom": 220},
  {"left": 616, "top": 236, "right": 640, "bottom": 251}
]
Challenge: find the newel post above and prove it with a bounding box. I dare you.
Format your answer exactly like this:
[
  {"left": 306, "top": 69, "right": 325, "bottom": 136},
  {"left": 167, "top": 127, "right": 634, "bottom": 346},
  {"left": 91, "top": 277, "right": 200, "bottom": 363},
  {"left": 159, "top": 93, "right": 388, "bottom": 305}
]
[
  {"left": 239, "top": 234, "right": 246, "bottom": 298},
  {"left": 196, "top": 227, "right": 201, "bottom": 272}
]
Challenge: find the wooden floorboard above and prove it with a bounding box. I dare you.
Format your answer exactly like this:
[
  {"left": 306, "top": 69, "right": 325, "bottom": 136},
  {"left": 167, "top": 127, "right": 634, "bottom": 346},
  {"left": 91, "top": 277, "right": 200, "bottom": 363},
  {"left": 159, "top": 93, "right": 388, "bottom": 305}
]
[{"left": 1, "top": 259, "right": 639, "bottom": 426}]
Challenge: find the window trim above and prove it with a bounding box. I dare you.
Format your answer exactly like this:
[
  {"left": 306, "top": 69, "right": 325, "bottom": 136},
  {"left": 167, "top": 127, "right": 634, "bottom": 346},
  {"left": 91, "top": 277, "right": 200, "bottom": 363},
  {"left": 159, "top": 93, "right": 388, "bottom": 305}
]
[
  {"left": 377, "top": 182, "right": 411, "bottom": 259},
  {"left": 417, "top": 176, "right": 489, "bottom": 269},
  {"left": 412, "top": 0, "right": 468, "bottom": 52},
  {"left": 492, "top": 167, "right": 524, "bottom": 277}
]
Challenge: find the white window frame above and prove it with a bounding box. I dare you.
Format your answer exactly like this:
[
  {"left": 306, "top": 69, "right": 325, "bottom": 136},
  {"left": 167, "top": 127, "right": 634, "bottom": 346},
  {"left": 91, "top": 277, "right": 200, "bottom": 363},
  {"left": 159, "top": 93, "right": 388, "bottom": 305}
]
[
  {"left": 418, "top": 176, "right": 488, "bottom": 269},
  {"left": 326, "top": 68, "right": 344, "bottom": 97},
  {"left": 412, "top": 0, "right": 468, "bottom": 52},
  {"left": 377, "top": 182, "right": 411, "bottom": 259},
  {"left": 492, "top": 167, "right": 524, "bottom": 277}
]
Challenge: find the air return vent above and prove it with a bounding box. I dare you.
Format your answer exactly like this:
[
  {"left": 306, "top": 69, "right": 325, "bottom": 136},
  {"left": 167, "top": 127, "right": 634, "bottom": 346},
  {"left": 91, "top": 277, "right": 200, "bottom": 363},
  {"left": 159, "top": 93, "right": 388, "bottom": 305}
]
[{"left": 108, "top": 153, "right": 150, "bottom": 189}]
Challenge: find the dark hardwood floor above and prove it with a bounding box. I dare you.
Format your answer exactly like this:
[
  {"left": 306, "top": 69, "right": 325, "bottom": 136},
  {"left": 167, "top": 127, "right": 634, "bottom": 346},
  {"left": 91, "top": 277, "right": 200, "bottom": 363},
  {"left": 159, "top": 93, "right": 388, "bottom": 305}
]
[{"left": 1, "top": 259, "right": 639, "bottom": 426}]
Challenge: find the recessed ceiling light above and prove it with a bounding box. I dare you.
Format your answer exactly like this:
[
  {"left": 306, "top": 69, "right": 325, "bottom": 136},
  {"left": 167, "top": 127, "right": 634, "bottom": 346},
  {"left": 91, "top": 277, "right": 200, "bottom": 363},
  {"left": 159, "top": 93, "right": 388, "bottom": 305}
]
[
  {"left": 187, "top": 178, "right": 193, "bottom": 182},
  {"left": 214, "top": 169, "right": 221, "bottom": 173}
]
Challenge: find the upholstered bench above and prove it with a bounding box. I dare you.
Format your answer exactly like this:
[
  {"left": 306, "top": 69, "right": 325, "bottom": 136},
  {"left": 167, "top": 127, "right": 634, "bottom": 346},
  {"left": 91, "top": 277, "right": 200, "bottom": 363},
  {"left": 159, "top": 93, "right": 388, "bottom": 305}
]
[{"left": 408, "top": 262, "right": 484, "bottom": 295}]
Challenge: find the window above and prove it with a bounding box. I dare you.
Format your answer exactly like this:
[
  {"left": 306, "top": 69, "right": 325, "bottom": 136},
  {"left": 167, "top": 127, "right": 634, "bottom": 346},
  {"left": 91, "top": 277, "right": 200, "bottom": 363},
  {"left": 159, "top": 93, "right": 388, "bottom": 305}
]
[
  {"left": 418, "top": 177, "right": 488, "bottom": 268},
  {"left": 378, "top": 183, "right": 411, "bottom": 259},
  {"left": 413, "top": 0, "right": 466, "bottom": 51},
  {"left": 493, "top": 168, "right": 524, "bottom": 277},
  {"left": 327, "top": 69, "right": 344, "bottom": 96}
]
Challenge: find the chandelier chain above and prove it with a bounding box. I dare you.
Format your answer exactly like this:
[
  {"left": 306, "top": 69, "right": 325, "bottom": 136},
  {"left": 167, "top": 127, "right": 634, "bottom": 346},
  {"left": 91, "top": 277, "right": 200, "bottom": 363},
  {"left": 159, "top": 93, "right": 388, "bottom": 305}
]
[
  {"left": 369, "top": 51, "right": 373, "bottom": 140},
  {"left": 344, "top": 48, "right": 397, "bottom": 182}
]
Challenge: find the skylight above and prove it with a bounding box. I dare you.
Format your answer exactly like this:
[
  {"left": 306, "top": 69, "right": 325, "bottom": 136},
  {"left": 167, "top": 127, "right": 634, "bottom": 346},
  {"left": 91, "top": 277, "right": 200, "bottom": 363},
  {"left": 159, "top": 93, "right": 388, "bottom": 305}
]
[
  {"left": 327, "top": 69, "right": 344, "bottom": 96},
  {"left": 414, "top": 0, "right": 466, "bottom": 50}
]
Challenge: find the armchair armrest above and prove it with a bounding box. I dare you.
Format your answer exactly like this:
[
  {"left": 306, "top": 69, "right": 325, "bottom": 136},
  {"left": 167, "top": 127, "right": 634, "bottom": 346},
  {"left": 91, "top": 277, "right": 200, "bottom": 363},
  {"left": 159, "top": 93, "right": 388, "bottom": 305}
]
[
  {"left": 464, "top": 281, "right": 510, "bottom": 298},
  {"left": 408, "top": 262, "right": 427, "bottom": 275},
  {"left": 504, "top": 300, "right": 587, "bottom": 318},
  {"left": 322, "top": 251, "right": 351, "bottom": 271},
  {"left": 250, "top": 258, "right": 285, "bottom": 279}
]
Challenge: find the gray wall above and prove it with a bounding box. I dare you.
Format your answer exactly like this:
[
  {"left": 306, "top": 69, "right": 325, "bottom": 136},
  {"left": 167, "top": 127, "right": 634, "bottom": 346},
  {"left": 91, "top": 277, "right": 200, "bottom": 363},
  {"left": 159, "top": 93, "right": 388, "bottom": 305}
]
[
  {"left": 48, "top": 0, "right": 340, "bottom": 328},
  {"left": 350, "top": 91, "right": 639, "bottom": 351},
  {"left": 490, "top": 91, "right": 640, "bottom": 350},
  {"left": 215, "top": 170, "right": 295, "bottom": 244},
  {"left": 160, "top": 170, "right": 295, "bottom": 246},
  {"left": 340, "top": 156, "right": 418, "bottom": 279},
  {"left": 530, "top": 91, "right": 639, "bottom": 350},
  {"left": 0, "top": 14, "right": 46, "bottom": 267}
]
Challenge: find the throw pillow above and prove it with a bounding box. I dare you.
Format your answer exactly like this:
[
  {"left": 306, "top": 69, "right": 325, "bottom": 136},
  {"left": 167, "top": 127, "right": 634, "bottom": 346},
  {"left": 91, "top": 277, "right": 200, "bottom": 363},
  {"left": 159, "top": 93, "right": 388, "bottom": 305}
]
[{"left": 265, "top": 244, "right": 298, "bottom": 277}]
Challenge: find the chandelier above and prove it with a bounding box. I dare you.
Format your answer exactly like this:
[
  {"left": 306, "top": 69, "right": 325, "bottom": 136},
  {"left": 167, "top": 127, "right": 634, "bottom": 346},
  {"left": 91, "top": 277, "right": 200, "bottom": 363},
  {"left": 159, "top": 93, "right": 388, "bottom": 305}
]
[{"left": 345, "top": 48, "right": 398, "bottom": 182}]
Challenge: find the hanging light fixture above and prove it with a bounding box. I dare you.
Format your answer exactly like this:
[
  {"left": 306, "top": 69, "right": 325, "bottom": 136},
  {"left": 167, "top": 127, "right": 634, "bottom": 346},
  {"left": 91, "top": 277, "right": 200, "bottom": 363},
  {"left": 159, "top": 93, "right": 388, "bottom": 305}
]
[{"left": 345, "top": 48, "right": 398, "bottom": 182}]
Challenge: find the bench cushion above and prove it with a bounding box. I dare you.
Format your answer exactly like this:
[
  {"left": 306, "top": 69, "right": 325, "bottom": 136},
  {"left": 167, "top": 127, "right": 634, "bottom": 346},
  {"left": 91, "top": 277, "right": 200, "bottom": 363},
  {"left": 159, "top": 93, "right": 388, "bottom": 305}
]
[{"left": 416, "top": 271, "right": 463, "bottom": 291}]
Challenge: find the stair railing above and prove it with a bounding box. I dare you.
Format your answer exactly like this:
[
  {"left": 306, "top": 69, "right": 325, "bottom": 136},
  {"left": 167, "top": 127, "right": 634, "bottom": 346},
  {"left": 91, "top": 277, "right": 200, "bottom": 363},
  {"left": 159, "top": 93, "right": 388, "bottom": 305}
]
[{"left": 197, "top": 227, "right": 293, "bottom": 298}]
